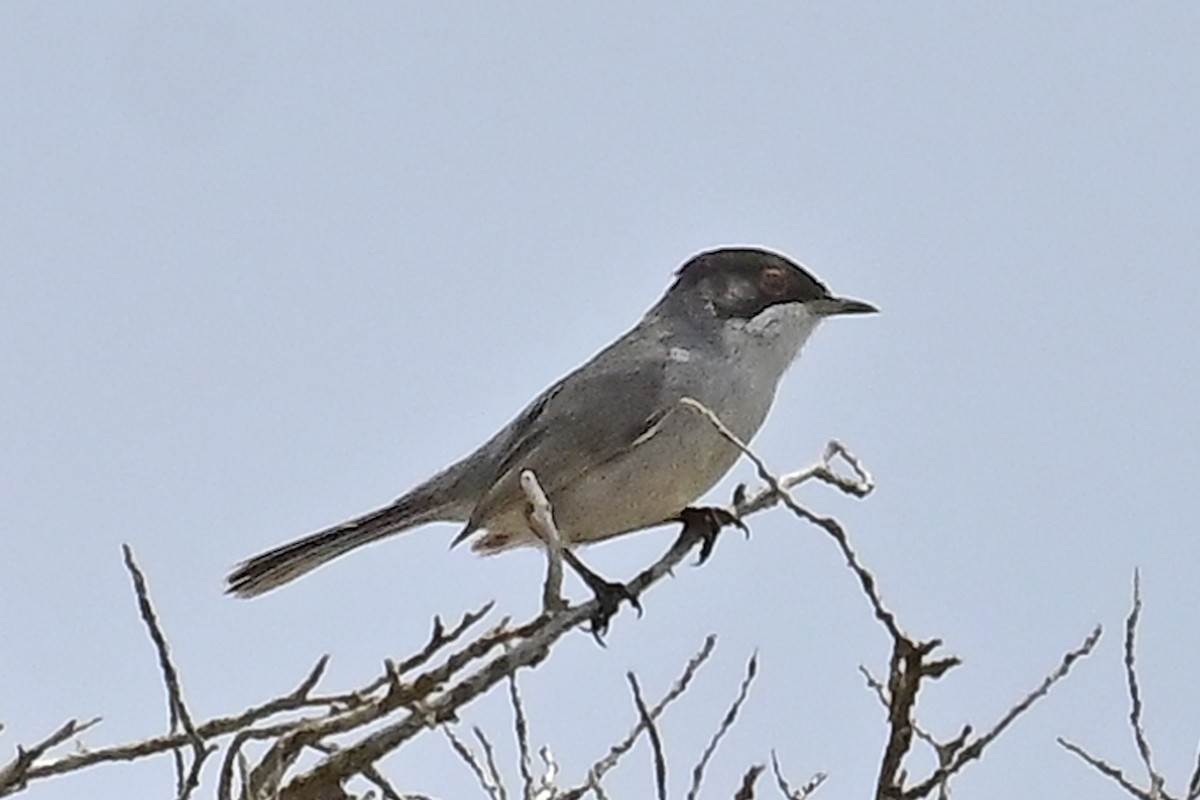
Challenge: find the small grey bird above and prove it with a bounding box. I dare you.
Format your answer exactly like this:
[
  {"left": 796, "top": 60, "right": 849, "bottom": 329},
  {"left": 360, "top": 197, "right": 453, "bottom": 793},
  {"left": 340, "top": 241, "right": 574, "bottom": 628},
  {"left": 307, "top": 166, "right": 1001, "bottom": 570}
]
[{"left": 227, "top": 247, "right": 875, "bottom": 599}]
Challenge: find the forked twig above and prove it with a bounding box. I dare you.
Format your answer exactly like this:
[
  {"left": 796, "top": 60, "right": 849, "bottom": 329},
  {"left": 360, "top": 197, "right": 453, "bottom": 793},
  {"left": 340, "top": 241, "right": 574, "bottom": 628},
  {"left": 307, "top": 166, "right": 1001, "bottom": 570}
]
[
  {"left": 771, "top": 750, "right": 828, "bottom": 800},
  {"left": 1059, "top": 573, "right": 1193, "bottom": 800},
  {"left": 560, "top": 635, "right": 718, "bottom": 800},
  {"left": 0, "top": 718, "right": 102, "bottom": 797},
  {"left": 627, "top": 674, "right": 667, "bottom": 800}
]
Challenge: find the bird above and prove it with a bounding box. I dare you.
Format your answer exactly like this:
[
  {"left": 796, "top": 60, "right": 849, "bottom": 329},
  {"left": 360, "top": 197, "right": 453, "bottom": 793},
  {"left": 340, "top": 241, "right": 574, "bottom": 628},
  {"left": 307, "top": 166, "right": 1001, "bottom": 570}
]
[{"left": 226, "top": 246, "right": 876, "bottom": 601}]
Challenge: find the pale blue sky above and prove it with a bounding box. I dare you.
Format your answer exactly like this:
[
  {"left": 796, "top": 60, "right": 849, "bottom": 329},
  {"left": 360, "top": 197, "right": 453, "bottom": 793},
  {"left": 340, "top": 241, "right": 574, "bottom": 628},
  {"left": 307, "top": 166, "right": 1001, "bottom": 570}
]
[{"left": 3, "top": 4, "right": 1198, "bottom": 798}]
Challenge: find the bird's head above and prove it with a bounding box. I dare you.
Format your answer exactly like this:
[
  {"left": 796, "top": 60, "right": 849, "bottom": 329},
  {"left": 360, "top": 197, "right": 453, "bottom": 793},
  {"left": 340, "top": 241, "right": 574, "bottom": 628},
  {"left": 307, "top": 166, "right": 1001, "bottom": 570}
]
[{"left": 654, "top": 247, "right": 876, "bottom": 350}]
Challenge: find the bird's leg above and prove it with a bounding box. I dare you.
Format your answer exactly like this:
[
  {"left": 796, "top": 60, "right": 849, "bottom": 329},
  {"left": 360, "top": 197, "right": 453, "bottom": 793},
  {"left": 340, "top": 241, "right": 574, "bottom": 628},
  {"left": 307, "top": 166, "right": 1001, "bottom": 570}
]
[
  {"left": 561, "top": 549, "right": 642, "bottom": 640},
  {"left": 675, "top": 506, "right": 749, "bottom": 564}
]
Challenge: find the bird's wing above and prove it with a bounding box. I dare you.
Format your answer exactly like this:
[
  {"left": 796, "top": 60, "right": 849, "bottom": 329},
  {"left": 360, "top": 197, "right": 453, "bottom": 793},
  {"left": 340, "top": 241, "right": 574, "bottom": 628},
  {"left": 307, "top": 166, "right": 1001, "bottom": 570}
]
[{"left": 453, "top": 355, "right": 668, "bottom": 544}]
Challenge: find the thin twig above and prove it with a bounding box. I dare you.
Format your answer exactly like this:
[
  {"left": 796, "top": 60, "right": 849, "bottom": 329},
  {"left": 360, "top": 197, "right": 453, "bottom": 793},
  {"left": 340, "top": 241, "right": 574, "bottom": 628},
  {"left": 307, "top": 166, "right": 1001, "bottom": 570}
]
[
  {"left": 734, "top": 440, "right": 874, "bottom": 519},
  {"left": 532, "top": 746, "right": 559, "bottom": 800},
  {"left": 687, "top": 652, "right": 759, "bottom": 800},
  {"left": 1057, "top": 737, "right": 1152, "bottom": 799},
  {"left": 214, "top": 657, "right": 330, "bottom": 800},
  {"left": 0, "top": 717, "right": 102, "bottom": 797},
  {"left": 561, "top": 635, "right": 718, "bottom": 799},
  {"left": 627, "top": 674, "right": 667, "bottom": 800},
  {"left": 771, "top": 751, "right": 827, "bottom": 800},
  {"left": 443, "top": 726, "right": 504, "bottom": 800},
  {"left": 472, "top": 727, "right": 509, "bottom": 800},
  {"left": 353, "top": 600, "right": 496, "bottom": 697},
  {"left": 679, "top": 398, "right": 902, "bottom": 642},
  {"left": 1059, "top": 572, "right": 1197, "bottom": 800},
  {"left": 121, "top": 544, "right": 210, "bottom": 800},
  {"left": 506, "top": 671, "right": 534, "bottom": 798},
  {"left": 1125, "top": 571, "right": 1163, "bottom": 795},
  {"left": 904, "top": 625, "right": 1103, "bottom": 798}
]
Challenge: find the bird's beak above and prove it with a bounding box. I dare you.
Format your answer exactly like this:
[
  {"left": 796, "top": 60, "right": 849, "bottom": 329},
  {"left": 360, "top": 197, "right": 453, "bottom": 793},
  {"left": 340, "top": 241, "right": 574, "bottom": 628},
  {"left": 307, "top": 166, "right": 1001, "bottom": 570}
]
[{"left": 808, "top": 295, "right": 879, "bottom": 317}]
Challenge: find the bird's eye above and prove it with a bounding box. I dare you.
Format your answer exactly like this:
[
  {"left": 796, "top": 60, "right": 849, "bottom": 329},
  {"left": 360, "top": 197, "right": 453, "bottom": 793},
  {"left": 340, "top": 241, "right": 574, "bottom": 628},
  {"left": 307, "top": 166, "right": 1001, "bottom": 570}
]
[{"left": 760, "top": 268, "right": 788, "bottom": 297}]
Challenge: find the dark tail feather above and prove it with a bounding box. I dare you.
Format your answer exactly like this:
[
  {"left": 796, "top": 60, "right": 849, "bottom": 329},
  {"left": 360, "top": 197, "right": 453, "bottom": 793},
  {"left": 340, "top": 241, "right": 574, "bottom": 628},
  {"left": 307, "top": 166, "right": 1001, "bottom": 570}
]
[{"left": 226, "top": 493, "right": 447, "bottom": 598}]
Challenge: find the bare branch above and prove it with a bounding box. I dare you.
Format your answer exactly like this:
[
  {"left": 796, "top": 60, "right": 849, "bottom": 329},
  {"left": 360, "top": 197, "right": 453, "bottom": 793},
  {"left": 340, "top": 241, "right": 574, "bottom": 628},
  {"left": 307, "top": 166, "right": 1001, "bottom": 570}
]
[
  {"left": 20, "top": 598, "right": 504, "bottom": 794},
  {"left": 590, "top": 780, "right": 614, "bottom": 800},
  {"left": 1059, "top": 573, "right": 1199, "bottom": 800},
  {"left": 627, "top": 674, "right": 667, "bottom": 800},
  {"left": 310, "top": 741, "right": 407, "bottom": 800},
  {"left": 278, "top": 526, "right": 726, "bottom": 800},
  {"left": 771, "top": 751, "right": 827, "bottom": 800},
  {"left": 562, "top": 635, "right": 718, "bottom": 799},
  {"left": 505, "top": 671, "right": 534, "bottom": 799},
  {"left": 398, "top": 601, "right": 498, "bottom": 674},
  {"left": 860, "top": 664, "right": 965, "bottom": 800},
  {"left": 1125, "top": 571, "right": 1164, "bottom": 796},
  {"left": 733, "top": 764, "right": 764, "bottom": 800},
  {"left": 679, "top": 398, "right": 901, "bottom": 642},
  {"left": 1057, "top": 737, "right": 1152, "bottom": 799},
  {"left": 687, "top": 652, "right": 759, "bottom": 800},
  {"left": 443, "top": 725, "right": 505, "bottom": 800},
  {"left": 1189, "top": 743, "right": 1200, "bottom": 800},
  {"left": 351, "top": 600, "right": 496, "bottom": 698},
  {"left": 734, "top": 440, "right": 874, "bottom": 519},
  {"left": 473, "top": 727, "right": 510, "bottom": 800},
  {"left": 10, "top": 430, "right": 879, "bottom": 798},
  {"left": 121, "top": 544, "right": 211, "bottom": 800},
  {"left": 532, "top": 746, "right": 559, "bottom": 800},
  {"left": 0, "top": 717, "right": 102, "bottom": 797},
  {"left": 903, "top": 624, "right": 1103, "bottom": 798},
  {"left": 681, "top": 396, "right": 1111, "bottom": 800}
]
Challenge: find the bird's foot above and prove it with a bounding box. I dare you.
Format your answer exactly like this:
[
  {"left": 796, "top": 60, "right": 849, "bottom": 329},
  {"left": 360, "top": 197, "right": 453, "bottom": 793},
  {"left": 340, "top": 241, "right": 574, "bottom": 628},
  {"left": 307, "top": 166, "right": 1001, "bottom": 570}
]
[
  {"left": 562, "top": 550, "right": 642, "bottom": 642},
  {"left": 677, "top": 506, "right": 749, "bottom": 565},
  {"left": 585, "top": 577, "right": 642, "bottom": 643}
]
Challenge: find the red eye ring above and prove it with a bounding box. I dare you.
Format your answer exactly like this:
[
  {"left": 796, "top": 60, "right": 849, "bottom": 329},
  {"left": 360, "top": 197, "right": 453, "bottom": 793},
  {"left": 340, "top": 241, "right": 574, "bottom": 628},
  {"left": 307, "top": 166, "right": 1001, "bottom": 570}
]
[{"left": 760, "top": 268, "right": 788, "bottom": 296}]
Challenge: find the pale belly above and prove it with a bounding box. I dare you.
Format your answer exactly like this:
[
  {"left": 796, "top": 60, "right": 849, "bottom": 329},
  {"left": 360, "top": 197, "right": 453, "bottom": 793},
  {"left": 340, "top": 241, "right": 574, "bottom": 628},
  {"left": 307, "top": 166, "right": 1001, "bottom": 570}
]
[{"left": 471, "top": 390, "right": 769, "bottom": 552}]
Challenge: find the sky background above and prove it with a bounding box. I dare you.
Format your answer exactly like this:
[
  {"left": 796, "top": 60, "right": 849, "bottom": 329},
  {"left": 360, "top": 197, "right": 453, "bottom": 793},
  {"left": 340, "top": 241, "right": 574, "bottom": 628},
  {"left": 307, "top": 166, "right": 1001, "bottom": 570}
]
[{"left": 3, "top": 3, "right": 1198, "bottom": 799}]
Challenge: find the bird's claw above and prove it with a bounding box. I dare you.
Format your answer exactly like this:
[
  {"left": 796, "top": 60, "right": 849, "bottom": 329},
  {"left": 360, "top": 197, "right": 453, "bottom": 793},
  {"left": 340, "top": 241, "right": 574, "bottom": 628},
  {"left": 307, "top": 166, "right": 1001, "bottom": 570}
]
[
  {"left": 583, "top": 577, "right": 642, "bottom": 644},
  {"left": 677, "top": 506, "right": 749, "bottom": 565},
  {"left": 560, "top": 549, "right": 642, "bottom": 642}
]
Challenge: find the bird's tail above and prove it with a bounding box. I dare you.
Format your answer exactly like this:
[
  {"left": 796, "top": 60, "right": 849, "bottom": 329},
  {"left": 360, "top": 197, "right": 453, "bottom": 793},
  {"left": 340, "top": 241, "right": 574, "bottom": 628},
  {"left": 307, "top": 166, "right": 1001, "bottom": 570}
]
[{"left": 226, "top": 480, "right": 459, "bottom": 598}]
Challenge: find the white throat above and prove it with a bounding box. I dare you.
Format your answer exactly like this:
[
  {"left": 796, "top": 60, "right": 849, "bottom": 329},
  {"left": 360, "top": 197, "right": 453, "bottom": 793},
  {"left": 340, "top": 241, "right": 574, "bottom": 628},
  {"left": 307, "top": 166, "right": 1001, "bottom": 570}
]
[{"left": 730, "top": 302, "right": 823, "bottom": 377}]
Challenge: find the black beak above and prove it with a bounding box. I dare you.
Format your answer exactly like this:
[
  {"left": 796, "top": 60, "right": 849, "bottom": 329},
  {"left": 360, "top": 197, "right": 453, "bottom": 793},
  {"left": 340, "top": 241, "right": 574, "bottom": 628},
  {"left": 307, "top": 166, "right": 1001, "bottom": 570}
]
[{"left": 808, "top": 295, "right": 879, "bottom": 317}]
